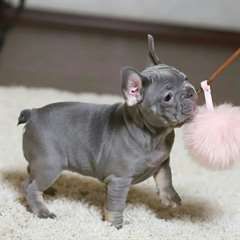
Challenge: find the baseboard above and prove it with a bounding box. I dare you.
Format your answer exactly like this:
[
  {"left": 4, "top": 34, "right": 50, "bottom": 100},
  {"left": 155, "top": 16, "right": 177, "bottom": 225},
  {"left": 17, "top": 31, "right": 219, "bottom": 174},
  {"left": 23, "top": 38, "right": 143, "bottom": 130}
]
[{"left": 17, "top": 9, "right": 240, "bottom": 47}]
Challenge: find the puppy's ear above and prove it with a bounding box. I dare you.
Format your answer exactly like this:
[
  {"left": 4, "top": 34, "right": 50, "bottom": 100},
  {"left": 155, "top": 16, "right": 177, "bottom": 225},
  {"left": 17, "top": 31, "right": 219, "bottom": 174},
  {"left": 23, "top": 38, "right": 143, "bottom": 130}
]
[{"left": 121, "top": 67, "right": 144, "bottom": 106}]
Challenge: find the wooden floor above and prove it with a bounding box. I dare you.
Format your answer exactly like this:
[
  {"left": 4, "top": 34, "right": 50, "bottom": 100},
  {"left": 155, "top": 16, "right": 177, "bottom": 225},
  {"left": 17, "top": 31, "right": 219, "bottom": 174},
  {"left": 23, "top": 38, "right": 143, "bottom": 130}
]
[{"left": 0, "top": 20, "right": 239, "bottom": 104}]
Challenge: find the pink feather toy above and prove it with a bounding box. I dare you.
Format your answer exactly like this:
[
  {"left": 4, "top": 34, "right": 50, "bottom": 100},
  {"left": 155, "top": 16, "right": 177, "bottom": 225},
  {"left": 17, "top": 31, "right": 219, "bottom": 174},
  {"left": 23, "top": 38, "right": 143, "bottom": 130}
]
[{"left": 183, "top": 49, "right": 240, "bottom": 170}]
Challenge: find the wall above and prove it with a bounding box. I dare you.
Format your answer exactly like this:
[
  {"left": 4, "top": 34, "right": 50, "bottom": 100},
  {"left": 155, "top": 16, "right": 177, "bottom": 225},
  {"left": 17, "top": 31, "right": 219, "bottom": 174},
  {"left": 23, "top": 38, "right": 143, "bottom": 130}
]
[
  {"left": 1, "top": 24, "right": 239, "bottom": 104},
  {"left": 13, "top": 0, "right": 240, "bottom": 31}
]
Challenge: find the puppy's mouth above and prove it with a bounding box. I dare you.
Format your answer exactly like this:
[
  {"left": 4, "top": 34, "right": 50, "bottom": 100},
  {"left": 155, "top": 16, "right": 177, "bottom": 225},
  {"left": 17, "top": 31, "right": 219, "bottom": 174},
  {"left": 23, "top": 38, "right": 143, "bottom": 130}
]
[
  {"left": 173, "top": 116, "right": 193, "bottom": 128},
  {"left": 172, "top": 102, "right": 197, "bottom": 128}
]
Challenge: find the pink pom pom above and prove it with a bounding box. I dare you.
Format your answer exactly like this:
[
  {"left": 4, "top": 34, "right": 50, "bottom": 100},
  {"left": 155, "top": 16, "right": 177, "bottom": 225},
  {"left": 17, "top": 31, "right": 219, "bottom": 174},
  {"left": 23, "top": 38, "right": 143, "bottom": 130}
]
[{"left": 183, "top": 104, "right": 240, "bottom": 170}]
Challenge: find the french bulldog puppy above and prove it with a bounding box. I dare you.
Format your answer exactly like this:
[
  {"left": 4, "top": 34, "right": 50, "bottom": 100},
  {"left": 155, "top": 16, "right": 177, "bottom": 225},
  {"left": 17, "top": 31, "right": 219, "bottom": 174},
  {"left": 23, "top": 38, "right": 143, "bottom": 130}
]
[{"left": 18, "top": 36, "right": 197, "bottom": 229}]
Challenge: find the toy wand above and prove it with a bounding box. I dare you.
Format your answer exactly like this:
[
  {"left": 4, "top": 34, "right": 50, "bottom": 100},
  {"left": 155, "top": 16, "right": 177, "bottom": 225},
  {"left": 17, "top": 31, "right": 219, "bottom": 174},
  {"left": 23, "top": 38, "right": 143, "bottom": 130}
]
[{"left": 196, "top": 48, "right": 240, "bottom": 95}]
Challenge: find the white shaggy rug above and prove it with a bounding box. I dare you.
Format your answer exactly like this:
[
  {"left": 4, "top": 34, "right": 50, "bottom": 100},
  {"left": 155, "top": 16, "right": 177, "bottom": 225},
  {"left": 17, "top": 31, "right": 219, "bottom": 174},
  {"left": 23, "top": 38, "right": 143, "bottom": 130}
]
[{"left": 0, "top": 86, "right": 240, "bottom": 240}]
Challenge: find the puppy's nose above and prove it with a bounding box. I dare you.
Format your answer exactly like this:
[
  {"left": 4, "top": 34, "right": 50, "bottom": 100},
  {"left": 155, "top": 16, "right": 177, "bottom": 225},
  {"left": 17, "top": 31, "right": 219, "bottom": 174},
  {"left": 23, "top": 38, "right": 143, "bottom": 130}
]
[{"left": 185, "top": 87, "right": 196, "bottom": 99}]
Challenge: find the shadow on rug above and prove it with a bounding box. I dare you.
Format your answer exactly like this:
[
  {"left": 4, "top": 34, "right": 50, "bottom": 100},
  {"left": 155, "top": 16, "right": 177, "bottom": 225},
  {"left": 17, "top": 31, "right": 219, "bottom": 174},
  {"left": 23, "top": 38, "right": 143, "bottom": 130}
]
[{"left": 2, "top": 170, "right": 219, "bottom": 222}]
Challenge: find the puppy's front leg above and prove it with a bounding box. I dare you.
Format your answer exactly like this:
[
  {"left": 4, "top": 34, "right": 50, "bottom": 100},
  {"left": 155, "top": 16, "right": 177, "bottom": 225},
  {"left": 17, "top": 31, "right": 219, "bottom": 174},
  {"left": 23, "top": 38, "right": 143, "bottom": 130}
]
[
  {"left": 104, "top": 175, "right": 132, "bottom": 229},
  {"left": 154, "top": 158, "right": 181, "bottom": 208}
]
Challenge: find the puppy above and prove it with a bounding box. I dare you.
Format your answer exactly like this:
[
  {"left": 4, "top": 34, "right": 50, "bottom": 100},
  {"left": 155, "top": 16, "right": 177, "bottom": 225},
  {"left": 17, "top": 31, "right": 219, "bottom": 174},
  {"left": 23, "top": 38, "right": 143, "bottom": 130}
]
[{"left": 18, "top": 36, "right": 197, "bottom": 229}]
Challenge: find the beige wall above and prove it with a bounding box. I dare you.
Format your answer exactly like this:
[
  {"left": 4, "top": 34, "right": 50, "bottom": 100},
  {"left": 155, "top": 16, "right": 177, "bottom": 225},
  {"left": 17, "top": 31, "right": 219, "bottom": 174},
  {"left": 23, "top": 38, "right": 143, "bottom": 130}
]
[{"left": 1, "top": 25, "right": 239, "bottom": 105}]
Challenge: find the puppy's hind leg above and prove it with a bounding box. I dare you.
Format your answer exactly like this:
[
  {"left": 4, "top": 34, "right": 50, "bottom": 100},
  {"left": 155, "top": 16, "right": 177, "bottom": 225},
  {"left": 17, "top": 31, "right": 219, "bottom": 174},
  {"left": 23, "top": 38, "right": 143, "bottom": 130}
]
[
  {"left": 24, "top": 164, "right": 61, "bottom": 219},
  {"left": 26, "top": 165, "right": 57, "bottom": 196}
]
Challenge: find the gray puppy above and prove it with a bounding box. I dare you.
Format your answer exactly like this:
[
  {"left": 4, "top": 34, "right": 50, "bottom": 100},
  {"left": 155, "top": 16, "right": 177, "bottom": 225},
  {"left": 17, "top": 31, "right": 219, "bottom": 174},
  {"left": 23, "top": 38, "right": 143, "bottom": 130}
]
[{"left": 18, "top": 36, "right": 197, "bottom": 229}]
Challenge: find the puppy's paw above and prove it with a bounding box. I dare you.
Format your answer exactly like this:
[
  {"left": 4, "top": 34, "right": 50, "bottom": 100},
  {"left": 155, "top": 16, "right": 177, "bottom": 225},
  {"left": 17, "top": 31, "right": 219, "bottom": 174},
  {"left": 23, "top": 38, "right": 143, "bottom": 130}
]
[
  {"left": 159, "top": 188, "right": 181, "bottom": 208},
  {"left": 104, "top": 208, "right": 123, "bottom": 229},
  {"left": 37, "top": 209, "right": 56, "bottom": 219}
]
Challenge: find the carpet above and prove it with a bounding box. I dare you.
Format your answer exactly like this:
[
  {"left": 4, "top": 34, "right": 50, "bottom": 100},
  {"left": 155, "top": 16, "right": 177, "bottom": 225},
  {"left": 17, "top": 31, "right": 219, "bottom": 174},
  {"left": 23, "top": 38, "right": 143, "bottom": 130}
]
[{"left": 0, "top": 86, "right": 240, "bottom": 240}]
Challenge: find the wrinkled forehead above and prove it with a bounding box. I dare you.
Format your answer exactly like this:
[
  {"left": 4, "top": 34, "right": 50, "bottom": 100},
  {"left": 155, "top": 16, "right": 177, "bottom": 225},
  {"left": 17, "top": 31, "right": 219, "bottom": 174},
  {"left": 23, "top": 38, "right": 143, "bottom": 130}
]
[{"left": 141, "top": 65, "right": 187, "bottom": 88}]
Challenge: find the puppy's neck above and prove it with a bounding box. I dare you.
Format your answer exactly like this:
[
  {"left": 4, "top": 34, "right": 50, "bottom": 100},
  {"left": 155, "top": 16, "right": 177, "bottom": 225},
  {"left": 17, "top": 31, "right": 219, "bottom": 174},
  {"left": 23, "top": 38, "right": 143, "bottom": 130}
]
[{"left": 123, "top": 104, "right": 171, "bottom": 135}]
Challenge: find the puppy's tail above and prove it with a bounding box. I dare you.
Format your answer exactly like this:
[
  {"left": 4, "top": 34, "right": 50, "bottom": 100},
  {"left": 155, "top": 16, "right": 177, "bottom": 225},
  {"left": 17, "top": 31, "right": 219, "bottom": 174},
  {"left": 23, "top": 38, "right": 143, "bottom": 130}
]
[{"left": 18, "top": 109, "right": 31, "bottom": 125}]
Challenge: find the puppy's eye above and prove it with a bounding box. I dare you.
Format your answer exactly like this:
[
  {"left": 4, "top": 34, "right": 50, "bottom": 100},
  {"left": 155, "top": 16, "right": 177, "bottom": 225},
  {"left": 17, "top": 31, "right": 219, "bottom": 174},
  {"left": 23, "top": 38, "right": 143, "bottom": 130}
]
[{"left": 164, "top": 93, "right": 172, "bottom": 102}]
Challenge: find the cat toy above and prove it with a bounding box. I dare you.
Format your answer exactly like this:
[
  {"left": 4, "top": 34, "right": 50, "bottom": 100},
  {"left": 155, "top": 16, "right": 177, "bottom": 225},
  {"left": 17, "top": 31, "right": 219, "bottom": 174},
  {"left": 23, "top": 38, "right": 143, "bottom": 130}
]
[{"left": 183, "top": 48, "right": 240, "bottom": 169}]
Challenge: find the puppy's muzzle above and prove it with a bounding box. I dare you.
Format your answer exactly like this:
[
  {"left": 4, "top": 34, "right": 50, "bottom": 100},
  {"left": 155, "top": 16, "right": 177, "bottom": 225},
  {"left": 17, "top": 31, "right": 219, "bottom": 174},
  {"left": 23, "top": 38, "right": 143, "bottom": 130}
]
[{"left": 180, "top": 86, "right": 198, "bottom": 116}]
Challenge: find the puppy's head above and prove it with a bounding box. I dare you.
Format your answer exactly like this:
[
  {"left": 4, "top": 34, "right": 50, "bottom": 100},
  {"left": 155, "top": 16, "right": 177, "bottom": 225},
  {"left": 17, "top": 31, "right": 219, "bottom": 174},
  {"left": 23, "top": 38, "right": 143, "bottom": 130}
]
[{"left": 121, "top": 64, "right": 197, "bottom": 128}]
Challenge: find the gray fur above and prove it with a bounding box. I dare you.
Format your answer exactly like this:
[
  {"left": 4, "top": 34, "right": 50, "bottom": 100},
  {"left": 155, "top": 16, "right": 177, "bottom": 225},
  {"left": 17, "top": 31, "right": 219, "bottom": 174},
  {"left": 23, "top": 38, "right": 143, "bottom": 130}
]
[{"left": 19, "top": 64, "right": 197, "bottom": 228}]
